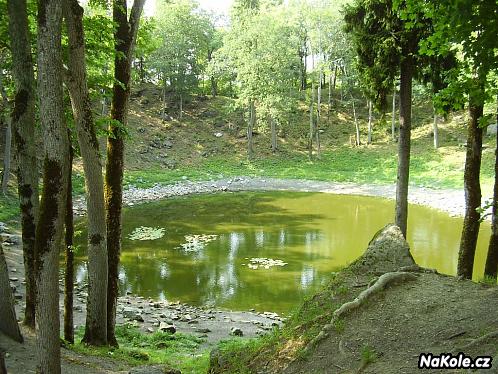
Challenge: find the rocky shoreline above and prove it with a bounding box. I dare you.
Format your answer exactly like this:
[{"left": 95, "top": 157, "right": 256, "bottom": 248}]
[{"left": 74, "top": 176, "right": 469, "bottom": 218}]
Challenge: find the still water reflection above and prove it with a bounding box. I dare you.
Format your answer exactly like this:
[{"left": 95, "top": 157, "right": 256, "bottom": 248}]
[{"left": 74, "top": 192, "right": 491, "bottom": 314}]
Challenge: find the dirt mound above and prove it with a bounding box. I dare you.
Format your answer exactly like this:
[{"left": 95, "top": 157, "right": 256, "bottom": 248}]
[{"left": 211, "top": 224, "right": 498, "bottom": 373}]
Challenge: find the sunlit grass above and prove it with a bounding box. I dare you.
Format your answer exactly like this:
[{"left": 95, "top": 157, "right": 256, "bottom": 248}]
[{"left": 69, "top": 324, "right": 209, "bottom": 373}]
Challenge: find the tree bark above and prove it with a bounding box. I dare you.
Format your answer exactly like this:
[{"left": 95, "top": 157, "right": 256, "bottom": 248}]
[
  {"left": 35, "top": 0, "right": 69, "bottom": 372},
  {"left": 270, "top": 116, "right": 277, "bottom": 153},
  {"left": 367, "top": 100, "right": 373, "bottom": 145},
  {"left": 395, "top": 57, "right": 413, "bottom": 238},
  {"left": 0, "top": 246, "right": 23, "bottom": 343},
  {"left": 106, "top": 0, "right": 145, "bottom": 347},
  {"left": 1, "top": 120, "right": 11, "bottom": 196},
  {"left": 353, "top": 100, "right": 360, "bottom": 146},
  {"left": 484, "top": 96, "right": 498, "bottom": 280},
  {"left": 0, "top": 72, "right": 12, "bottom": 196},
  {"left": 391, "top": 82, "right": 396, "bottom": 142},
  {"left": 457, "top": 88, "right": 484, "bottom": 279},
  {"left": 247, "top": 100, "right": 255, "bottom": 159},
  {"left": 64, "top": 131, "right": 74, "bottom": 344},
  {"left": 7, "top": 0, "right": 39, "bottom": 329},
  {"left": 64, "top": 0, "right": 109, "bottom": 346},
  {"left": 309, "top": 80, "right": 314, "bottom": 159},
  {"left": 316, "top": 70, "right": 321, "bottom": 159},
  {"left": 208, "top": 49, "right": 217, "bottom": 97},
  {"left": 433, "top": 105, "right": 439, "bottom": 149},
  {"left": 179, "top": 92, "right": 183, "bottom": 120}
]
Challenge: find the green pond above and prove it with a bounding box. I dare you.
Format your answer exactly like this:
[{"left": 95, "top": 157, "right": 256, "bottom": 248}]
[{"left": 74, "top": 191, "right": 491, "bottom": 314}]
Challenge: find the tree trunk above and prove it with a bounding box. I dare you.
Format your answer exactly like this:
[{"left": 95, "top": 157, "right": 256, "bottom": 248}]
[
  {"left": 309, "top": 80, "right": 314, "bottom": 159},
  {"left": 1, "top": 120, "right": 11, "bottom": 196},
  {"left": 0, "top": 246, "right": 23, "bottom": 343},
  {"left": 457, "top": 91, "right": 484, "bottom": 279},
  {"left": 367, "top": 100, "right": 373, "bottom": 145},
  {"left": 316, "top": 70, "right": 321, "bottom": 159},
  {"left": 395, "top": 57, "right": 413, "bottom": 238},
  {"left": 485, "top": 95, "right": 498, "bottom": 280},
  {"left": 210, "top": 77, "right": 217, "bottom": 97},
  {"left": 0, "top": 72, "right": 12, "bottom": 196},
  {"left": 433, "top": 105, "right": 439, "bottom": 149},
  {"left": 270, "top": 116, "right": 277, "bottom": 153},
  {"left": 391, "top": 82, "right": 396, "bottom": 142},
  {"left": 106, "top": 0, "right": 145, "bottom": 347},
  {"left": 64, "top": 130, "right": 74, "bottom": 344},
  {"left": 247, "top": 100, "right": 255, "bottom": 159},
  {"left": 35, "top": 0, "right": 69, "bottom": 372},
  {"left": 300, "top": 46, "right": 307, "bottom": 91},
  {"left": 7, "top": 0, "right": 39, "bottom": 329},
  {"left": 353, "top": 100, "right": 360, "bottom": 146},
  {"left": 208, "top": 49, "right": 217, "bottom": 97},
  {"left": 139, "top": 56, "right": 145, "bottom": 83},
  {"left": 63, "top": 0, "right": 109, "bottom": 346},
  {"left": 179, "top": 92, "right": 183, "bottom": 120},
  {"left": 0, "top": 349, "right": 6, "bottom": 374}
]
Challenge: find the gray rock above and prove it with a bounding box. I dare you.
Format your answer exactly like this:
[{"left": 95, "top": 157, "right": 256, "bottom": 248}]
[
  {"left": 230, "top": 327, "right": 243, "bottom": 337},
  {"left": 158, "top": 322, "right": 176, "bottom": 334},
  {"left": 195, "top": 328, "right": 211, "bottom": 333},
  {"left": 0, "top": 233, "right": 19, "bottom": 244},
  {"left": 134, "top": 314, "right": 144, "bottom": 322},
  {"left": 128, "top": 365, "right": 181, "bottom": 374}
]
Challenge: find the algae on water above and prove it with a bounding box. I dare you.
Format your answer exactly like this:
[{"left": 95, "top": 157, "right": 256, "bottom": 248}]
[
  {"left": 244, "top": 258, "right": 288, "bottom": 270},
  {"left": 128, "top": 226, "right": 166, "bottom": 241},
  {"left": 177, "top": 234, "right": 218, "bottom": 252}
]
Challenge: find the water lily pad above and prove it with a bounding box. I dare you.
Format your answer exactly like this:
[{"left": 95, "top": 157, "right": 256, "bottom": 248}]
[
  {"left": 128, "top": 226, "right": 165, "bottom": 241},
  {"left": 177, "top": 234, "right": 218, "bottom": 252},
  {"left": 245, "top": 258, "right": 288, "bottom": 270}
]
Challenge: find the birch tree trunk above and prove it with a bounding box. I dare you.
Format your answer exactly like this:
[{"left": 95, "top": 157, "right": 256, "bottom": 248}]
[
  {"left": 391, "top": 82, "right": 396, "bottom": 142},
  {"left": 35, "top": 0, "right": 69, "bottom": 372},
  {"left": 0, "top": 246, "right": 23, "bottom": 343},
  {"left": 353, "top": 100, "right": 360, "bottom": 146},
  {"left": 64, "top": 130, "right": 74, "bottom": 344},
  {"left": 64, "top": 0, "right": 109, "bottom": 346},
  {"left": 316, "top": 70, "right": 321, "bottom": 159},
  {"left": 433, "top": 105, "right": 439, "bottom": 149},
  {"left": 270, "top": 116, "right": 277, "bottom": 153},
  {"left": 7, "top": 0, "right": 39, "bottom": 329},
  {"left": 367, "top": 100, "right": 373, "bottom": 145},
  {"left": 395, "top": 56, "right": 413, "bottom": 238},
  {"left": 247, "top": 100, "right": 255, "bottom": 159},
  {"left": 106, "top": 0, "right": 145, "bottom": 346},
  {"left": 309, "top": 80, "right": 314, "bottom": 159}
]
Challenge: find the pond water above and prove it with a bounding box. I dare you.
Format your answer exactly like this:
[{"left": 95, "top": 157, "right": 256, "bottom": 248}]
[{"left": 74, "top": 191, "right": 491, "bottom": 314}]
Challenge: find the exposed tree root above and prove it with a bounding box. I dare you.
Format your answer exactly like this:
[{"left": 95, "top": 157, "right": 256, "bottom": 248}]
[
  {"left": 456, "top": 330, "right": 498, "bottom": 351},
  {"left": 301, "top": 271, "right": 418, "bottom": 356},
  {"left": 398, "top": 264, "right": 438, "bottom": 274}
]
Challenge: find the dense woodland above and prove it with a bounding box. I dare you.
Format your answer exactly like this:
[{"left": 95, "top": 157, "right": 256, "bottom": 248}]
[{"left": 0, "top": 0, "right": 497, "bottom": 373}]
